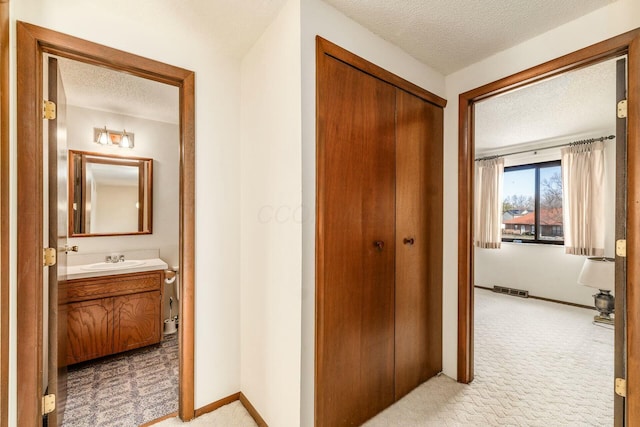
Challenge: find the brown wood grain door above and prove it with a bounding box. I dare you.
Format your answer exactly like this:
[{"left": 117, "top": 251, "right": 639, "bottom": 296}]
[
  {"left": 47, "top": 56, "right": 68, "bottom": 425},
  {"left": 394, "top": 89, "right": 443, "bottom": 400},
  {"left": 316, "top": 54, "right": 396, "bottom": 427},
  {"left": 614, "top": 56, "right": 627, "bottom": 427}
]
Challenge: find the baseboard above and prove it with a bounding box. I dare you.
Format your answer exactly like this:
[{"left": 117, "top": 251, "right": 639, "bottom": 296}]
[
  {"left": 188, "top": 391, "right": 268, "bottom": 427},
  {"left": 239, "top": 392, "right": 268, "bottom": 427},
  {"left": 474, "top": 285, "right": 593, "bottom": 310},
  {"left": 194, "top": 392, "right": 241, "bottom": 417},
  {"left": 130, "top": 392, "right": 243, "bottom": 426}
]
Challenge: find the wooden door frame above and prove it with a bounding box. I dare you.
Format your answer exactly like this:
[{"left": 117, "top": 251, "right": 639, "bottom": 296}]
[
  {"left": 0, "top": 1, "right": 9, "bottom": 427},
  {"left": 458, "top": 28, "right": 640, "bottom": 422},
  {"left": 16, "top": 21, "right": 196, "bottom": 425}
]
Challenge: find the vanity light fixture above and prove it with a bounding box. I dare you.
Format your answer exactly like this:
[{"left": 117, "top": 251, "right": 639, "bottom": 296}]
[{"left": 93, "top": 127, "right": 135, "bottom": 149}]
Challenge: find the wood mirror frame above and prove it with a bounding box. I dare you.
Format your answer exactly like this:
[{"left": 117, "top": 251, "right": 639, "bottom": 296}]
[
  {"left": 0, "top": 1, "right": 8, "bottom": 426},
  {"left": 16, "top": 21, "right": 195, "bottom": 424},
  {"left": 68, "top": 150, "right": 153, "bottom": 237}
]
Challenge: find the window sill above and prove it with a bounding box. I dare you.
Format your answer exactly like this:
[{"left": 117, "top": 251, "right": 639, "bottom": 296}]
[{"left": 501, "top": 240, "right": 564, "bottom": 247}]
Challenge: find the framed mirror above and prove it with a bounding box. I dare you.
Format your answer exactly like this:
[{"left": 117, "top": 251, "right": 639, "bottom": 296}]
[{"left": 69, "top": 150, "right": 153, "bottom": 236}]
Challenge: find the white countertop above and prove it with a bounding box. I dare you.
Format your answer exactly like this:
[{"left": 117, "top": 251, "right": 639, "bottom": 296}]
[{"left": 64, "top": 258, "right": 169, "bottom": 281}]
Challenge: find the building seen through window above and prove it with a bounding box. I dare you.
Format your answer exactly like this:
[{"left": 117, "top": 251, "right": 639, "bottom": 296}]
[{"left": 502, "top": 161, "right": 563, "bottom": 244}]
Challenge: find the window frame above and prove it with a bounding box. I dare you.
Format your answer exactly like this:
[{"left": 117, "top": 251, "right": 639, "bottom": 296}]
[{"left": 501, "top": 160, "right": 564, "bottom": 245}]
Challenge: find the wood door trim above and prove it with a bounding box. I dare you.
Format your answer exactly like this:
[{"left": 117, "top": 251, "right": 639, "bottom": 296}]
[
  {"left": 316, "top": 36, "right": 447, "bottom": 109},
  {"left": 457, "top": 28, "right": 640, "bottom": 423},
  {"left": 627, "top": 33, "right": 640, "bottom": 424},
  {"left": 0, "top": 1, "right": 9, "bottom": 426},
  {"left": 16, "top": 21, "right": 196, "bottom": 424}
]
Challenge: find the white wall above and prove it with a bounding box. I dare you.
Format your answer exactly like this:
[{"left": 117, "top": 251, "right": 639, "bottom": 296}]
[
  {"left": 9, "top": 1, "right": 242, "bottom": 423},
  {"left": 300, "top": 0, "right": 446, "bottom": 425},
  {"left": 239, "top": 1, "right": 302, "bottom": 426},
  {"left": 443, "top": 0, "right": 640, "bottom": 377}
]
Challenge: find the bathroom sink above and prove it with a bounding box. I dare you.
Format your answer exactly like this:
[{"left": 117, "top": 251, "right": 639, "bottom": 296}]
[{"left": 80, "top": 260, "right": 146, "bottom": 271}]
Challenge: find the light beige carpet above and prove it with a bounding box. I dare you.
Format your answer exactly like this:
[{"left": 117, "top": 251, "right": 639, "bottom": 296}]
[
  {"left": 153, "top": 401, "right": 256, "bottom": 426},
  {"left": 157, "top": 289, "right": 613, "bottom": 426},
  {"left": 364, "top": 288, "right": 614, "bottom": 426}
]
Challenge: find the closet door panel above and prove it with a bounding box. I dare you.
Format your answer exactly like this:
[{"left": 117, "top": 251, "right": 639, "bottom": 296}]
[
  {"left": 317, "top": 55, "right": 396, "bottom": 427},
  {"left": 395, "top": 89, "right": 443, "bottom": 399}
]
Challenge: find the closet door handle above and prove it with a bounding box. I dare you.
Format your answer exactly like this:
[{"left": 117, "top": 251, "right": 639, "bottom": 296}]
[
  {"left": 403, "top": 237, "right": 415, "bottom": 245},
  {"left": 373, "top": 240, "right": 385, "bottom": 251}
]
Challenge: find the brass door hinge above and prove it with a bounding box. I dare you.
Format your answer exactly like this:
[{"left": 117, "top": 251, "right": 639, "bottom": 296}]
[
  {"left": 43, "top": 100, "right": 56, "bottom": 120},
  {"left": 616, "top": 239, "right": 626, "bottom": 257},
  {"left": 42, "top": 394, "right": 55, "bottom": 415},
  {"left": 43, "top": 248, "right": 57, "bottom": 267},
  {"left": 615, "top": 378, "right": 627, "bottom": 397},
  {"left": 617, "top": 99, "right": 627, "bottom": 119}
]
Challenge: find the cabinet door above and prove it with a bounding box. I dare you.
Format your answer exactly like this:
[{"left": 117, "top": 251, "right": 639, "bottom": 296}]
[
  {"left": 113, "top": 291, "right": 161, "bottom": 353},
  {"left": 66, "top": 298, "right": 113, "bottom": 365},
  {"left": 317, "top": 54, "right": 397, "bottom": 426},
  {"left": 395, "top": 89, "right": 443, "bottom": 399}
]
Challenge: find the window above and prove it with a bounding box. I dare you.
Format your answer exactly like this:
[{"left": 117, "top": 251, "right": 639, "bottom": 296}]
[{"left": 502, "top": 160, "right": 563, "bottom": 244}]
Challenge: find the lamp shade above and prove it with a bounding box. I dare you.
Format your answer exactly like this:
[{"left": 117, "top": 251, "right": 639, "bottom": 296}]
[{"left": 577, "top": 257, "right": 615, "bottom": 291}]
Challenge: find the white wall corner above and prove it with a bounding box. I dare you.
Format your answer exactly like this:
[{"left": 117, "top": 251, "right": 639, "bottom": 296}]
[{"left": 240, "top": 0, "right": 303, "bottom": 425}]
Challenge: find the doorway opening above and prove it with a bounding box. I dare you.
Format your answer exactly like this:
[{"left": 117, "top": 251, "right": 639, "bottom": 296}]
[
  {"left": 471, "top": 55, "right": 620, "bottom": 424},
  {"left": 45, "top": 53, "right": 182, "bottom": 426},
  {"left": 16, "top": 22, "right": 195, "bottom": 426},
  {"left": 458, "top": 28, "right": 640, "bottom": 425}
]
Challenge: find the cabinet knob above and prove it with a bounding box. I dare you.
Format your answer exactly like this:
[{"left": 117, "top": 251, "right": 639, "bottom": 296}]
[
  {"left": 373, "top": 240, "right": 385, "bottom": 251},
  {"left": 403, "top": 237, "right": 415, "bottom": 245}
]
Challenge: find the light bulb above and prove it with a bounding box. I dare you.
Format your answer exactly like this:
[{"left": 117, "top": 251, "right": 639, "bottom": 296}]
[
  {"left": 120, "top": 130, "right": 131, "bottom": 148},
  {"left": 97, "top": 127, "right": 109, "bottom": 145}
]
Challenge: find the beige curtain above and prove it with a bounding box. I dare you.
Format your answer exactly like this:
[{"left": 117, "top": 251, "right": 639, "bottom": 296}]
[
  {"left": 561, "top": 141, "right": 605, "bottom": 256},
  {"left": 475, "top": 157, "right": 504, "bottom": 249}
]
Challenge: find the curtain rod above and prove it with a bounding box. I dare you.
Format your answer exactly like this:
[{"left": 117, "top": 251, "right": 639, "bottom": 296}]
[{"left": 475, "top": 134, "right": 615, "bottom": 162}]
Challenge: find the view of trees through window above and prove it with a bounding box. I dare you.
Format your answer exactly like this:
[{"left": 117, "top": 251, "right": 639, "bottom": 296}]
[{"left": 502, "top": 161, "right": 563, "bottom": 243}]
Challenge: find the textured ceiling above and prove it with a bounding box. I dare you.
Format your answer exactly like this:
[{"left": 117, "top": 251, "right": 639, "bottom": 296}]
[
  {"left": 323, "top": 0, "right": 617, "bottom": 74},
  {"left": 55, "top": 0, "right": 620, "bottom": 132},
  {"left": 474, "top": 58, "right": 618, "bottom": 154},
  {"left": 57, "top": 57, "right": 179, "bottom": 124}
]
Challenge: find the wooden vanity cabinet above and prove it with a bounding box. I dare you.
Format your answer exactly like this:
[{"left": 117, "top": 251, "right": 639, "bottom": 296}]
[{"left": 59, "top": 270, "right": 163, "bottom": 365}]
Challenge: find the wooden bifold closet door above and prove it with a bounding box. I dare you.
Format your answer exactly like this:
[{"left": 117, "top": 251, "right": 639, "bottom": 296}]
[
  {"left": 394, "top": 89, "right": 443, "bottom": 400},
  {"left": 316, "top": 37, "right": 445, "bottom": 427}
]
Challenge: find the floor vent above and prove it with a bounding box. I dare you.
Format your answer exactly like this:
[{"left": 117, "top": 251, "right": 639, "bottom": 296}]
[{"left": 492, "top": 285, "right": 529, "bottom": 298}]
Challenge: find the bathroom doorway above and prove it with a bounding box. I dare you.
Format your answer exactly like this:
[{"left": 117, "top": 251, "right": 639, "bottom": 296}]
[
  {"left": 48, "top": 53, "right": 181, "bottom": 426},
  {"left": 16, "top": 22, "right": 195, "bottom": 425}
]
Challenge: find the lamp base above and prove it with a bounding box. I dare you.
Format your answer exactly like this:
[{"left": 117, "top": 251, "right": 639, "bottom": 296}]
[
  {"left": 593, "top": 314, "right": 614, "bottom": 325},
  {"left": 592, "top": 289, "right": 615, "bottom": 325}
]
